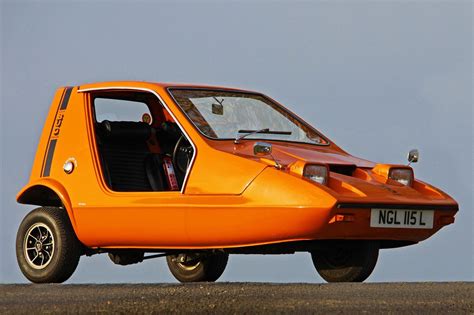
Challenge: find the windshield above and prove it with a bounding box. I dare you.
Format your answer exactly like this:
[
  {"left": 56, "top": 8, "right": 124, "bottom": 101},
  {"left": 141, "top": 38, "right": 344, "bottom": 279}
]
[{"left": 168, "top": 89, "right": 329, "bottom": 145}]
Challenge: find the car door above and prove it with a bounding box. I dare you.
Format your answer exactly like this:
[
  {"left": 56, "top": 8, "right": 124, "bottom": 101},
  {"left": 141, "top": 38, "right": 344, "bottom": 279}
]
[{"left": 71, "top": 88, "right": 193, "bottom": 248}]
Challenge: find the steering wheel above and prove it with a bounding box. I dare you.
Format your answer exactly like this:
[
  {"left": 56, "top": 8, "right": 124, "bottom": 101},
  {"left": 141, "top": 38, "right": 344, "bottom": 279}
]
[{"left": 172, "top": 135, "right": 193, "bottom": 174}]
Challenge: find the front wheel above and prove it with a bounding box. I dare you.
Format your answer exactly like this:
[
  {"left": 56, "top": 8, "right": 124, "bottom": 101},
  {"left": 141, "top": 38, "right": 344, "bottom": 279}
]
[
  {"left": 311, "top": 241, "right": 379, "bottom": 283},
  {"left": 16, "top": 207, "right": 81, "bottom": 283},
  {"left": 166, "top": 252, "right": 228, "bottom": 283}
]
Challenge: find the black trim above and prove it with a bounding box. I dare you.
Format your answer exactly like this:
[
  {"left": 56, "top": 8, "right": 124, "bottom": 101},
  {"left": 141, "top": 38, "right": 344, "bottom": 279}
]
[
  {"left": 60, "top": 87, "right": 73, "bottom": 110},
  {"left": 42, "top": 139, "right": 57, "bottom": 177},
  {"left": 40, "top": 86, "right": 73, "bottom": 177},
  {"left": 40, "top": 88, "right": 66, "bottom": 176},
  {"left": 337, "top": 203, "right": 458, "bottom": 211}
]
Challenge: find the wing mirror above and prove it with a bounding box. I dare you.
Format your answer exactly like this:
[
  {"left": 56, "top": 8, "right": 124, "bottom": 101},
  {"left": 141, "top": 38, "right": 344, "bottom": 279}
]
[
  {"left": 407, "top": 149, "right": 419, "bottom": 165},
  {"left": 254, "top": 142, "right": 272, "bottom": 156},
  {"left": 253, "top": 142, "right": 281, "bottom": 169}
]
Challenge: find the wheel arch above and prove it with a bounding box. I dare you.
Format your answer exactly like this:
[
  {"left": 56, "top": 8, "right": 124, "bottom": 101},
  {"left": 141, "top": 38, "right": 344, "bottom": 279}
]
[{"left": 16, "top": 179, "right": 78, "bottom": 233}]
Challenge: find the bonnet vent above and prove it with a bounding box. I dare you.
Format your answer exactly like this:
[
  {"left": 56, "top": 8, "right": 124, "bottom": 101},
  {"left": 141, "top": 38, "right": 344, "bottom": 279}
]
[{"left": 328, "top": 164, "right": 357, "bottom": 176}]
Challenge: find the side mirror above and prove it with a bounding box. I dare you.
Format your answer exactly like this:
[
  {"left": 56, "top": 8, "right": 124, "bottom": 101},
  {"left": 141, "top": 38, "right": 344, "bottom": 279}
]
[
  {"left": 407, "top": 149, "right": 419, "bottom": 165},
  {"left": 254, "top": 142, "right": 272, "bottom": 156}
]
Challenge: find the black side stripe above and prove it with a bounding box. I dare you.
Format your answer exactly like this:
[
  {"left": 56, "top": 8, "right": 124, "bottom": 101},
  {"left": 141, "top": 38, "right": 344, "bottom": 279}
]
[
  {"left": 60, "top": 87, "right": 73, "bottom": 110},
  {"left": 40, "top": 88, "right": 65, "bottom": 176},
  {"left": 42, "top": 139, "right": 57, "bottom": 177},
  {"left": 41, "top": 86, "right": 73, "bottom": 177}
]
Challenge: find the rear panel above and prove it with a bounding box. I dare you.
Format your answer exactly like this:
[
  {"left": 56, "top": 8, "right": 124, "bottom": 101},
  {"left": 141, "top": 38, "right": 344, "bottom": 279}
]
[{"left": 29, "top": 87, "right": 74, "bottom": 182}]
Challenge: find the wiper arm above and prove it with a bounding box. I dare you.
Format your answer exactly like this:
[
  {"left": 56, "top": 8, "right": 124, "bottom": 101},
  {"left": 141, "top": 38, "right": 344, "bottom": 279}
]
[
  {"left": 234, "top": 128, "right": 269, "bottom": 144},
  {"left": 234, "top": 128, "right": 292, "bottom": 144}
]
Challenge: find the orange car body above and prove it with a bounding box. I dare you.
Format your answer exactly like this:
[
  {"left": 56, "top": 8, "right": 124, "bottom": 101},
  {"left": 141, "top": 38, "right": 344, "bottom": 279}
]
[{"left": 17, "top": 81, "right": 458, "bottom": 251}]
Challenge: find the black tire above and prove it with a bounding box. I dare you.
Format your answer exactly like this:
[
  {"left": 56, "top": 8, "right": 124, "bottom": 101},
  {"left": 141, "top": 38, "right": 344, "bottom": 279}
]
[
  {"left": 16, "top": 207, "right": 81, "bottom": 283},
  {"left": 311, "top": 241, "right": 379, "bottom": 283},
  {"left": 166, "top": 252, "right": 228, "bottom": 283}
]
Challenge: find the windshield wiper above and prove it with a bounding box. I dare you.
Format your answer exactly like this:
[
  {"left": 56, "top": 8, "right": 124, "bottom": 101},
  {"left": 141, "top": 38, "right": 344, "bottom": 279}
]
[{"left": 234, "top": 128, "right": 292, "bottom": 144}]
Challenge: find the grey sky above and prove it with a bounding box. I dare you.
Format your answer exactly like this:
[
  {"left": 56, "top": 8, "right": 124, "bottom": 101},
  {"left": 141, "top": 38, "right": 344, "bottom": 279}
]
[{"left": 1, "top": 0, "right": 472, "bottom": 283}]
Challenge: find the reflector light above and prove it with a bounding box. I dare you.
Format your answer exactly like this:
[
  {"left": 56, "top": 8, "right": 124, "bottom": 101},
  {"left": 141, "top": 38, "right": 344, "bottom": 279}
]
[{"left": 329, "top": 214, "right": 355, "bottom": 224}]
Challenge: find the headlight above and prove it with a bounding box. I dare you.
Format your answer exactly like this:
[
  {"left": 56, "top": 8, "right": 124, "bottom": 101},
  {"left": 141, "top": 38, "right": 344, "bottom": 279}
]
[
  {"left": 303, "top": 164, "right": 329, "bottom": 185},
  {"left": 389, "top": 168, "right": 413, "bottom": 186}
]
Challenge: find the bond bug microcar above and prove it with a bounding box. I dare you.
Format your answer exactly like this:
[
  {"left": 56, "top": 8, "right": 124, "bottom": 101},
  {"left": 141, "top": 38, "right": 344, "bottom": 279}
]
[{"left": 16, "top": 82, "right": 458, "bottom": 283}]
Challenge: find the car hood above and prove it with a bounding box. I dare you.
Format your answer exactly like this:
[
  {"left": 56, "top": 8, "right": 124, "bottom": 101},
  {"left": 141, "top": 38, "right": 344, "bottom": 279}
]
[
  {"left": 221, "top": 141, "right": 376, "bottom": 168},
  {"left": 208, "top": 140, "right": 457, "bottom": 207}
]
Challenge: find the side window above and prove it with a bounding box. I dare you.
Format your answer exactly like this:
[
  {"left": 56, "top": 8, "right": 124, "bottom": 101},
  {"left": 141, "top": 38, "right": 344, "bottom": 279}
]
[
  {"left": 91, "top": 92, "right": 192, "bottom": 193},
  {"left": 94, "top": 98, "right": 152, "bottom": 124}
]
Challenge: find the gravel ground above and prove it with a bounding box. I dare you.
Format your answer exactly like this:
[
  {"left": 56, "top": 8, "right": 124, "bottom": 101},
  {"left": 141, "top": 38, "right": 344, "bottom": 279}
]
[{"left": 1, "top": 282, "right": 473, "bottom": 314}]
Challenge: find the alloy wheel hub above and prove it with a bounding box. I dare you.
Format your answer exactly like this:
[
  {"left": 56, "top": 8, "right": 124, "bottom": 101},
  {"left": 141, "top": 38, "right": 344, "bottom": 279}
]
[{"left": 24, "top": 223, "right": 55, "bottom": 270}]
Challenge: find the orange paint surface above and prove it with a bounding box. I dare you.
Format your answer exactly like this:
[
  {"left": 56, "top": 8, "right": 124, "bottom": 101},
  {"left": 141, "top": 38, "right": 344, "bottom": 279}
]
[{"left": 17, "top": 81, "right": 458, "bottom": 250}]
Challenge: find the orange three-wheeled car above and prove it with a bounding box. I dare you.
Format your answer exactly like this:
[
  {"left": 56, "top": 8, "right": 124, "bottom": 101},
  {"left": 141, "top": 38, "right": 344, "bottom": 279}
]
[{"left": 16, "top": 81, "right": 458, "bottom": 283}]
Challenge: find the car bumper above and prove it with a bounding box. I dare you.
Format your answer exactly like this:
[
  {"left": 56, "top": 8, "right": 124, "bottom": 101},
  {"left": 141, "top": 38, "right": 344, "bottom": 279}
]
[{"left": 313, "top": 202, "right": 458, "bottom": 243}]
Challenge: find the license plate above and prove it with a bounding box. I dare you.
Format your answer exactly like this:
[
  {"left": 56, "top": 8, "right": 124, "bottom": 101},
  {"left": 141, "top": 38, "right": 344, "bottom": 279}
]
[{"left": 370, "top": 209, "right": 434, "bottom": 229}]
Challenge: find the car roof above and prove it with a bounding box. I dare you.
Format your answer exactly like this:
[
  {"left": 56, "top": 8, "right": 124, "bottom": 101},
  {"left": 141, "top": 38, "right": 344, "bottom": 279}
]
[{"left": 77, "top": 81, "right": 259, "bottom": 94}]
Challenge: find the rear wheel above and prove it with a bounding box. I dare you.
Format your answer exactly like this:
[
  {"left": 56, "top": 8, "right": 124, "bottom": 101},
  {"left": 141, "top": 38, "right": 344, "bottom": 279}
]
[
  {"left": 311, "top": 241, "right": 379, "bottom": 282},
  {"left": 166, "top": 252, "right": 228, "bottom": 282},
  {"left": 16, "top": 207, "right": 81, "bottom": 283}
]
